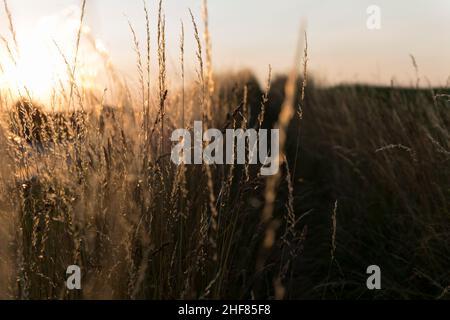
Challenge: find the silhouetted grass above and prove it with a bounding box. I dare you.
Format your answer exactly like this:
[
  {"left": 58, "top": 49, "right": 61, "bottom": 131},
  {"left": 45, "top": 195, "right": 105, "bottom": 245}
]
[{"left": 0, "top": 0, "right": 448, "bottom": 300}]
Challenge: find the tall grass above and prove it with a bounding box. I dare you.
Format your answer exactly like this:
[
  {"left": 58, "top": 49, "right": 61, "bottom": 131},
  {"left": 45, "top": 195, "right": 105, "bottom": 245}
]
[{"left": 0, "top": 0, "right": 448, "bottom": 300}]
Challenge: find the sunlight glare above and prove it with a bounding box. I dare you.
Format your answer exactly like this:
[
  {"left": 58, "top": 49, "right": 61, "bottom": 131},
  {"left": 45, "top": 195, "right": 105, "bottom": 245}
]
[{"left": 0, "top": 5, "right": 103, "bottom": 106}]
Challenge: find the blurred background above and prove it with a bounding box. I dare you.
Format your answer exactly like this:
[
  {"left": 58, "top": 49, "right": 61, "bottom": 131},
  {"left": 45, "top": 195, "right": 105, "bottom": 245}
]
[{"left": 1, "top": 0, "right": 450, "bottom": 103}]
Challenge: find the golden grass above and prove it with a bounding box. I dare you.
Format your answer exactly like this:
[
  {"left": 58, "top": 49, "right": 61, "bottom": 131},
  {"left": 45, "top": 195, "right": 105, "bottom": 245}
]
[{"left": 0, "top": 0, "right": 448, "bottom": 300}]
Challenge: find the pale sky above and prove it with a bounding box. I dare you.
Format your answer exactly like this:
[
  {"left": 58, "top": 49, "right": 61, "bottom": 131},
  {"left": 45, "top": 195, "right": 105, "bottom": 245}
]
[{"left": 1, "top": 0, "right": 450, "bottom": 92}]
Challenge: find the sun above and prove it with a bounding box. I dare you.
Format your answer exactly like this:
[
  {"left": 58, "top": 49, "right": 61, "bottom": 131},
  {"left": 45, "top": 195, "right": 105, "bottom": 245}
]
[{"left": 0, "top": 5, "right": 102, "bottom": 106}]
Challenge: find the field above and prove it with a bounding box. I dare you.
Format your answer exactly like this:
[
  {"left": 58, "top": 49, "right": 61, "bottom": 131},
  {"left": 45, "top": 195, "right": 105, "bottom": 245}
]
[{"left": 0, "top": 0, "right": 449, "bottom": 300}]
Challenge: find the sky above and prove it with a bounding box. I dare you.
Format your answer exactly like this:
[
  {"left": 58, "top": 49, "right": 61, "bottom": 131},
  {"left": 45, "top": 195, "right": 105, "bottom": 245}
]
[{"left": 1, "top": 0, "right": 450, "bottom": 97}]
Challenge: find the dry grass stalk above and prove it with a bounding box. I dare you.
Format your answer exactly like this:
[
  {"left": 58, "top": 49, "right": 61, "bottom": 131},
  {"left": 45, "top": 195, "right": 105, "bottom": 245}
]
[
  {"left": 68, "top": 0, "right": 87, "bottom": 110},
  {"left": 3, "top": 0, "right": 18, "bottom": 55},
  {"left": 257, "top": 65, "right": 272, "bottom": 129},
  {"left": 202, "top": 0, "right": 214, "bottom": 124},
  {"left": 190, "top": 7, "right": 219, "bottom": 263},
  {"left": 331, "top": 200, "right": 338, "bottom": 261},
  {"left": 158, "top": 0, "right": 167, "bottom": 156},
  {"left": 256, "top": 39, "right": 300, "bottom": 275},
  {"left": 0, "top": 0, "right": 447, "bottom": 301}
]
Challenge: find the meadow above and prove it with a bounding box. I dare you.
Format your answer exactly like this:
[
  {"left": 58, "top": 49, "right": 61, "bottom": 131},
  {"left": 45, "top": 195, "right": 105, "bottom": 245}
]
[{"left": 0, "top": 0, "right": 449, "bottom": 300}]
